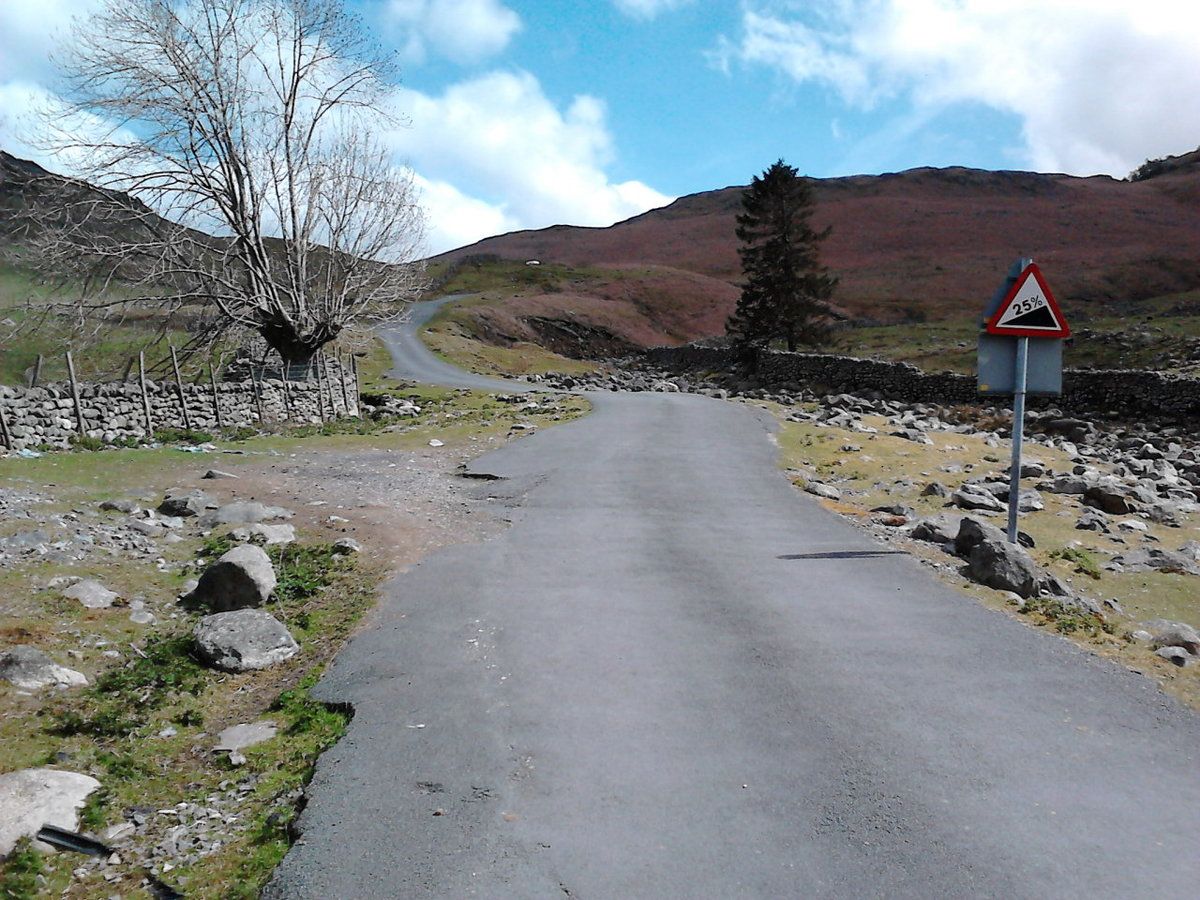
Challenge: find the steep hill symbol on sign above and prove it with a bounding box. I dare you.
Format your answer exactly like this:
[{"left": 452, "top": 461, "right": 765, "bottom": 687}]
[{"left": 986, "top": 264, "right": 1070, "bottom": 338}]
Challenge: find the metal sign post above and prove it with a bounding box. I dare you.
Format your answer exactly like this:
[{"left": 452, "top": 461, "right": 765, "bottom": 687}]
[
  {"left": 1006, "top": 337, "right": 1029, "bottom": 543},
  {"left": 978, "top": 259, "right": 1069, "bottom": 544}
]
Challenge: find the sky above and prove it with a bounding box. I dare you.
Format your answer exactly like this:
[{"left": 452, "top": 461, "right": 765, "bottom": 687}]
[{"left": 1, "top": 1, "right": 1199, "bottom": 255}]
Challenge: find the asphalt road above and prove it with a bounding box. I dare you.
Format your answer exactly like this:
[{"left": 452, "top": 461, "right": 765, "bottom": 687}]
[
  {"left": 378, "top": 297, "right": 532, "bottom": 393},
  {"left": 268, "top": 303, "right": 1200, "bottom": 898}
]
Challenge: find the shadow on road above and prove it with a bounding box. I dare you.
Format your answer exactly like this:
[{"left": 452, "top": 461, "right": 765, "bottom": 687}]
[{"left": 777, "top": 550, "right": 908, "bottom": 560}]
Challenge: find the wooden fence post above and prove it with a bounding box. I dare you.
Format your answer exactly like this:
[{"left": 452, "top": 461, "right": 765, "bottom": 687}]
[
  {"left": 0, "top": 401, "right": 12, "bottom": 451},
  {"left": 351, "top": 355, "right": 362, "bottom": 418},
  {"left": 281, "top": 375, "right": 293, "bottom": 421},
  {"left": 138, "top": 352, "right": 154, "bottom": 436},
  {"left": 314, "top": 357, "right": 328, "bottom": 423},
  {"left": 122, "top": 357, "right": 135, "bottom": 382},
  {"left": 209, "top": 364, "right": 224, "bottom": 429},
  {"left": 65, "top": 351, "right": 86, "bottom": 438},
  {"left": 170, "top": 345, "right": 192, "bottom": 431},
  {"left": 31, "top": 354, "right": 43, "bottom": 388},
  {"left": 337, "top": 354, "right": 351, "bottom": 414},
  {"left": 252, "top": 369, "right": 266, "bottom": 423}
]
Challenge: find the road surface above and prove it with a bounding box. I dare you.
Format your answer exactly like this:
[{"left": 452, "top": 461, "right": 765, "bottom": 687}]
[{"left": 268, "top": 301, "right": 1200, "bottom": 898}]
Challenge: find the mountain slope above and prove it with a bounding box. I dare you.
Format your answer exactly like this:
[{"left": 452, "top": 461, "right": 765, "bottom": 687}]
[{"left": 432, "top": 152, "right": 1200, "bottom": 343}]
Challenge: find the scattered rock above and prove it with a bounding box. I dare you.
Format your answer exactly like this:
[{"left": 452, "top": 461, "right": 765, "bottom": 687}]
[
  {"left": 158, "top": 488, "right": 216, "bottom": 518},
  {"left": 0, "top": 768, "right": 102, "bottom": 857},
  {"left": 214, "top": 721, "right": 278, "bottom": 752},
  {"left": 950, "top": 484, "right": 1005, "bottom": 512},
  {"left": 1145, "top": 620, "right": 1200, "bottom": 655},
  {"left": 1075, "top": 509, "right": 1110, "bottom": 532},
  {"left": 1155, "top": 646, "right": 1191, "bottom": 667},
  {"left": 909, "top": 516, "right": 958, "bottom": 545},
  {"left": 99, "top": 499, "right": 141, "bottom": 514},
  {"left": 1083, "top": 478, "right": 1155, "bottom": 515},
  {"left": 62, "top": 579, "right": 119, "bottom": 609},
  {"left": 193, "top": 609, "right": 299, "bottom": 672},
  {"left": 805, "top": 482, "right": 841, "bottom": 501},
  {"left": 204, "top": 501, "right": 293, "bottom": 526},
  {"left": 190, "top": 545, "right": 277, "bottom": 611},
  {"left": 921, "top": 482, "right": 949, "bottom": 498},
  {"left": 0, "top": 646, "right": 88, "bottom": 690},
  {"left": 333, "top": 537, "right": 362, "bottom": 554},
  {"left": 953, "top": 517, "right": 1033, "bottom": 556},
  {"left": 1108, "top": 549, "right": 1200, "bottom": 576},
  {"left": 202, "top": 470, "right": 238, "bottom": 480},
  {"left": 230, "top": 523, "right": 296, "bottom": 546}
]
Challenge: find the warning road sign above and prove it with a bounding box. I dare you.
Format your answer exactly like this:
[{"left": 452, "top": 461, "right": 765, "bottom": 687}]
[{"left": 986, "top": 263, "right": 1070, "bottom": 338}]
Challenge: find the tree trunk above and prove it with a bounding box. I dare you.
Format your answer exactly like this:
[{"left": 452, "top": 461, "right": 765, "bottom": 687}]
[{"left": 258, "top": 321, "right": 339, "bottom": 370}]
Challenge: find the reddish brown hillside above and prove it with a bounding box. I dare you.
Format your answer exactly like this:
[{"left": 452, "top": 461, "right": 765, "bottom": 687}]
[{"left": 434, "top": 153, "right": 1200, "bottom": 331}]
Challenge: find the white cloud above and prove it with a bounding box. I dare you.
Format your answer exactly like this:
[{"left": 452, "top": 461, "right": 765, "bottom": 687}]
[
  {"left": 387, "top": 70, "right": 673, "bottom": 253},
  {"left": 719, "top": 0, "right": 1200, "bottom": 176},
  {"left": 0, "top": 0, "right": 100, "bottom": 82},
  {"left": 613, "top": 0, "right": 694, "bottom": 19},
  {"left": 385, "top": 0, "right": 521, "bottom": 65}
]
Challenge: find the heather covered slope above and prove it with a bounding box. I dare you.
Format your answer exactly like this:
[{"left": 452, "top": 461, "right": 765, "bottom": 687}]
[{"left": 432, "top": 152, "right": 1200, "bottom": 335}]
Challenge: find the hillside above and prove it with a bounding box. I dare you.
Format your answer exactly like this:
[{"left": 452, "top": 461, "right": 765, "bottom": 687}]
[{"left": 427, "top": 150, "right": 1200, "bottom": 366}]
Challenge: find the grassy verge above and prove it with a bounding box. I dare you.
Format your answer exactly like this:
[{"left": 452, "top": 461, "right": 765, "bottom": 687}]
[
  {"left": 771, "top": 406, "right": 1200, "bottom": 709},
  {"left": 0, "top": 384, "right": 590, "bottom": 897}
]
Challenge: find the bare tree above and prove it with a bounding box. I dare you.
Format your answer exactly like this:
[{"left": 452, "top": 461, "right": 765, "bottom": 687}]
[{"left": 26, "top": 0, "right": 425, "bottom": 366}]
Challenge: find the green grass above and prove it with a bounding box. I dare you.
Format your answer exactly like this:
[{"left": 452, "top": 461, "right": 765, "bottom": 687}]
[
  {"left": 1048, "top": 546, "right": 1103, "bottom": 580},
  {"left": 0, "top": 837, "right": 43, "bottom": 899}
]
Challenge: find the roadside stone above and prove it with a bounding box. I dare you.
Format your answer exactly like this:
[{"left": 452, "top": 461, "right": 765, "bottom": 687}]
[
  {"left": 214, "top": 721, "right": 278, "bottom": 752},
  {"left": 953, "top": 517, "right": 1034, "bottom": 556},
  {"left": 1146, "top": 620, "right": 1200, "bottom": 655},
  {"left": 230, "top": 523, "right": 296, "bottom": 546},
  {"left": 1108, "top": 548, "right": 1200, "bottom": 576},
  {"left": 968, "top": 537, "right": 1041, "bottom": 598},
  {"left": 333, "top": 537, "right": 362, "bottom": 554},
  {"left": 189, "top": 545, "right": 277, "bottom": 612},
  {"left": 0, "top": 768, "right": 102, "bottom": 857},
  {"left": 202, "top": 470, "right": 238, "bottom": 480},
  {"left": 193, "top": 609, "right": 299, "bottom": 672},
  {"left": 909, "top": 516, "right": 958, "bottom": 545},
  {"left": 203, "top": 501, "right": 294, "bottom": 526},
  {"left": 1075, "top": 508, "right": 1110, "bottom": 532},
  {"left": 0, "top": 646, "right": 88, "bottom": 690},
  {"left": 1155, "top": 646, "right": 1191, "bottom": 667},
  {"left": 62, "top": 579, "right": 119, "bottom": 609},
  {"left": 805, "top": 482, "right": 841, "bottom": 501},
  {"left": 950, "top": 484, "right": 1005, "bottom": 513},
  {"left": 158, "top": 488, "right": 216, "bottom": 518}
]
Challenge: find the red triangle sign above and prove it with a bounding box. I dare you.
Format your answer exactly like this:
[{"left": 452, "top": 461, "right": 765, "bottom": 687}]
[{"left": 986, "top": 263, "right": 1070, "bottom": 338}]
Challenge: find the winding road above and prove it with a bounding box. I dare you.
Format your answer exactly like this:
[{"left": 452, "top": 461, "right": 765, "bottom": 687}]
[{"left": 267, "top": 300, "right": 1200, "bottom": 898}]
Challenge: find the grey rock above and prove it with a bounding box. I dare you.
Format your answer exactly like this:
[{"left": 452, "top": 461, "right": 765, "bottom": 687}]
[
  {"left": 126, "top": 517, "right": 164, "bottom": 537},
  {"left": 194, "top": 609, "right": 299, "bottom": 672},
  {"left": 1155, "top": 647, "right": 1190, "bottom": 667},
  {"left": 202, "top": 470, "right": 238, "bottom": 479},
  {"left": 968, "top": 538, "right": 1041, "bottom": 598},
  {"left": 1146, "top": 620, "right": 1200, "bottom": 655},
  {"left": 230, "top": 523, "right": 296, "bottom": 546},
  {"left": 0, "top": 768, "right": 101, "bottom": 856},
  {"left": 909, "top": 516, "right": 958, "bottom": 545},
  {"left": 333, "top": 538, "right": 363, "bottom": 554},
  {"left": 921, "top": 482, "right": 949, "bottom": 498},
  {"left": 0, "top": 646, "right": 88, "bottom": 690},
  {"left": 190, "top": 545, "right": 277, "bottom": 612},
  {"left": 1129, "top": 629, "right": 1153, "bottom": 642},
  {"left": 1075, "top": 508, "right": 1110, "bottom": 532},
  {"left": 950, "top": 484, "right": 1005, "bottom": 512},
  {"left": 62, "top": 579, "right": 119, "bottom": 609},
  {"left": 99, "top": 499, "right": 141, "bottom": 514},
  {"left": 805, "top": 482, "right": 841, "bottom": 501},
  {"left": 1108, "top": 548, "right": 1200, "bottom": 577},
  {"left": 1179, "top": 541, "right": 1200, "bottom": 562},
  {"left": 953, "top": 517, "right": 1034, "bottom": 556},
  {"left": 159, "top": 488, "right": 216, "bottom": 518},
  {"left": 1042, "top": 475, "right": 1090, "bottom": 495},
  {"left": 204, "top": 501, "right": 294, "bottom": 526},
  {"left": 214, "top": 721, "right": 278, "bottom": 751},
  {"left": 1083, "top": 478, "right": 1156, "bottom": 515}
]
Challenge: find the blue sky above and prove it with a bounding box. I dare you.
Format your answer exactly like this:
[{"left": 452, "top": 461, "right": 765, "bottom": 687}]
[{"left": 2, "top": 1, "right": 1199, "bottom": 254}]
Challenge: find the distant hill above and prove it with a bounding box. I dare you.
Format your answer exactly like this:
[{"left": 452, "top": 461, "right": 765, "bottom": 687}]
[{"left": 429, "top": 149, "right": 1200, "bottom": 354}]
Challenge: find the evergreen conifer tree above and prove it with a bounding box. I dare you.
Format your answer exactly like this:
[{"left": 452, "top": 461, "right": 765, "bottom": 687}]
[{"left": 727, "top": 160, "right": 837, "bottom": 350}]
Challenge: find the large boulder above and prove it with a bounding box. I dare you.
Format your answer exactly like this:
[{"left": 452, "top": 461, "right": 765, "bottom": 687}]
[
  {"left": 190, "top": 545, "right": 277, "bottom": 612},
  {"left": 158, "top": 488, "right": 215, "bottom": 518},
  {"left": 1145, "top": 620, "right": 1200, "bottom": 655},
  {"left": 1108, "top": 548, "right": 1200, "bottom": 577},
  {"left": 953, "top": 517, "right": 1034, "bottom": 556},
  {"left": 0, "top": 647, "right": 88, "bottom": 690},
  {"left": 230, "top": 523, "right": 296, "bottom": 546},
  {"left": 950, "top": 484, "right": 1005, "bottom": 512},
  {"left": 0, "top": 769, "right": 101, "bottom": 857},
  {"left": 968, "top": 537, "right": 1042, "bottom": 598},
  {"left": 194, "top": 609, "right": 299, "bottom": 672}
]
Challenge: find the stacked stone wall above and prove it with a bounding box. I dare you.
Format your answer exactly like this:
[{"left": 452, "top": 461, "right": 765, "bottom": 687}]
[
  {"left": 643, "top": 346, "right": 1200, "bottom": 419},
  {"left": 0, "top": 363, "right": 358, "bottom": 450}
]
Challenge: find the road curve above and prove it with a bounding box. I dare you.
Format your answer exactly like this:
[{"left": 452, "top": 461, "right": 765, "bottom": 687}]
[
  {"left": 268, "top": 316, "right": 1200, "bottom": 898},
  {"left": 378, "top": 296, "right": 532, "bottom": 393}
]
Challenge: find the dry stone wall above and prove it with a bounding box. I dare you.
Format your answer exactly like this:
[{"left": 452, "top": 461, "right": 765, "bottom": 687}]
[
  {"left": 0, "top": 365, "right": 358, "bottom": 451},
  {"left": 643, "top": 346, "right": 1200, "bottom": 419}
]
